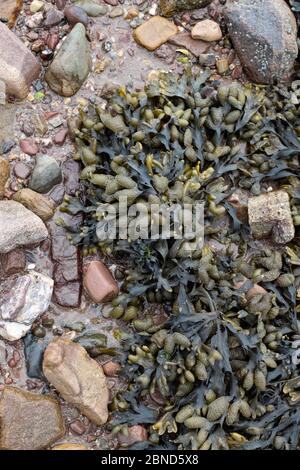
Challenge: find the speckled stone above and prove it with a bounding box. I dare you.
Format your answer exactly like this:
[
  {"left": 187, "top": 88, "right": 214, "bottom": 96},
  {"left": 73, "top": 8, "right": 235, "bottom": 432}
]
[
  {"left": 224, "top": 0, "right": 298, "bottom": 84},
  {"left": 248, "top": 190, "right": 295, "bottom": 244}
]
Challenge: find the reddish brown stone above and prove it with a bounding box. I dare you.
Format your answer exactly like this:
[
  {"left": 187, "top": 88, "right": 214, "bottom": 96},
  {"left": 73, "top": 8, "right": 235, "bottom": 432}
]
[
  {"left": 54, "top": 128, "right": 68, "bottom": 146},
  {"left": 55, "top": 0, "right": 67, "bottom": 10},
  {"left": 44, "top": 8, "right": 64, "bottom": 27},
  {"left": 49, "top": 211, "right": 82, "bottom": 308},
  {"left": 227, "top": 191, "right": 249, "bottom": 224},
  {"left": 169, "top": 32, "right": 209, "bottom": 57},
  {"left": 47, "top": 33, "right": 60, "bottom": 50},
  {"left": 14, "top": 162, "right": 31, "bottom": 179},
  {"left": 232, "top": 65, "right": 243, "bottom": 80},
  {"left": 62, "top": 160, "right": 81, "bottom": 195},
  {"left": 31, "top": 39, "right": 45, "bottom": 53},
  {"left": 70, "top": 420, "right": 86, "bottom": 435},
  {"left": 64, "top": 5, "right": 88, "bottom": 28},
  {"left": 52, "top": 282, "right": 82, "bottom": 308},
  {"left": 20, "top": 139, "right": 38, "bottom": 156},
  {"left": 102, "top": 361, "right": 121, "bottom": 377},
  {"left": 1, "top": 248, "right": 26, "bottom": 276},
  {"left": 83, "top": 261, "right": 119, "bottom": 303},
  {"left": 118, "top": 425, "right": 148, "bottom": 447},
  {"left": 0, "top": 22, "right": 41, "bottom": 99}
]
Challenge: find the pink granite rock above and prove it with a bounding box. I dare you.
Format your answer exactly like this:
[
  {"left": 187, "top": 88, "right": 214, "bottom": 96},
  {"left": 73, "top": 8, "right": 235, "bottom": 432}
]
[{"left": 0, "top": 22, "right": 40, "bottom": 99}]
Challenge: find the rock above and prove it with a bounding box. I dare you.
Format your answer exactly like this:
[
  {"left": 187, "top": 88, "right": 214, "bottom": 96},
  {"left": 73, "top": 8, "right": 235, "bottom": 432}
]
[
  {"left": 0, "top": 249, "right": 26, "bottom": 277},
  {"left": 0, "top": 386, "right": 64, "bottom": 450},
  {"left": 70, "top": 420, "right": 86, "bottom": 435},
  {"left": 248, "top": 190, "right": 295, "bottom": 244},
  {"left": 0, "top": 23, "right": 41, "bottom": 99},
  {"left": 30, "top": 0, "right": 44, "bottom": 13},
  {"left": 0, "top": 271, "right": 53, "bottom": 341},
  {"left": 0, "top": 80, "right": 5, "bottom": 105},
  {"left": 62, "top": 160, "right": 81, "bottom": 195},
  {"left": 118, "top": 425, "right": 148, "bottom": 447},
  {"left": 0, "top": 0, "right": 23, "bottom": 28},
  {"left": 43, "top": 339, "right": 109, "bottom": 425},
  {"left": 45, "top": 23, "right": 90, "bottom": 97},
  {"left": 20, "top": 139, "right": 38, "bottom": 156},
  {"left": 0, "top": 105, "right": 16, "bottom": 149},
  {"left": 216, "top": 57, "right": 229, "bottom": 74},
  {"left": 23, "top": 333, "right": 46, "bottom": 380},
  {"left": 0, "top": 200, "right": 48, "bottom": 254},
  {"left": 29, "top": 155, "right": 62, "bottom": 194},
  {"left": 13, "top": 162, "right": 31, "bottom": 179},
  {"left": 160, "top": 0, "right": 212, "bottom": 17},
  {"left": 64, "top": 5, "right": 89, "bottom": 28},
  {"left": 168, "top": 32, "right": 209, "bottom": 57},
  {"left": 67, "top": 117, "right": 81, "bottom": 140},
  {"left": 44, "top": 7, "right": 64, "bottom": 27},
  {"left": 235, "top": 279, "right": 268, "bottom": 301},
  {"left": 25, "top": 11, "right": 43, "bottom": 28},
  {"left": 49, "top": 208, "right": 82, "bottom": 308},
  {"left": 109, "top": 6, "right": 123, "bottom": 18},
  {"left": 124, "top": 7, "right": 139, "bottom": 20},
  {"left": 75, "top": 0, "right": 107, "bottom": 16},
  {"left": 13, "top": 188, "right": 55, "bottom": 221},
  {"left": 133, "top": 16, "right": 178, "bottom": 51},
  {"left": 52, "top": 282, "right": 82, "bottom": 308},
  {"left": 227, "top": 190, "right": 249, "bottom": 224},
  {"left": 84, "top": 260, "right": 119, "bottom": 303},
  {"left": 104, "top": 0, "right": 117, "bottom": 5},
  {"left": 54, "top": 128, "right": 68, "bottom": 145},
  {"left": 0, "top": 157, "right": 9, "bottom": 199},
  {"left": 52, "top": 443, "right": 87, "bottom": 450},
  {"left": 224, "top": 0, "right": 298, "bottom": 84},
  {"left": 55, "top": 0, "right": 66, "bottom": 10},
  {"left": 47, "top": 33, "right": 60, "bottom": 50},
  {"left": 199, "top": 53, "right": 216, "bottom": 66},
  {"left": 1, "top": 139, "right": 15, "bottom": 154},
  {"left": 191, "top": 19, "right": 222, "bottom": 41},
  {"left": 102, "top": 361, "right": 121, "bottom": 377}
]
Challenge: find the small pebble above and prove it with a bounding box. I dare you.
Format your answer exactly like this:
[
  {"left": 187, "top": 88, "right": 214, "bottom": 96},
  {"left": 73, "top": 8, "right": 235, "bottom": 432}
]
[
  {"left": 20, "top": 139, "right": 38, "bottom": 156},
  {"left": 216, "top": 58, "right": 229, "bottom": 74}
]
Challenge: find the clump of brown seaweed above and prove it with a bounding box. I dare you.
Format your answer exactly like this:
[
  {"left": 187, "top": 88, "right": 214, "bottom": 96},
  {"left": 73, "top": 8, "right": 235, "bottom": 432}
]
[{"left": 61, "top": 69, "right": 300, "bottom": 450}]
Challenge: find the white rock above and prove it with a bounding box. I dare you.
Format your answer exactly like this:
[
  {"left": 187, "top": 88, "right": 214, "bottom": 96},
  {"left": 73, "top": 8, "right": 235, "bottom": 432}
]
[
  {"left": 191, "top": 19, "right": 222, "bottom": 42},
  {"left": 0, "top": 200, "right": 48, "bottom": 254},
  {"left": 0, "top": 271, "right": 54, "bottom": 341},
  {"left": 30, "top": 0, "right": 44, "bottom": 13}
]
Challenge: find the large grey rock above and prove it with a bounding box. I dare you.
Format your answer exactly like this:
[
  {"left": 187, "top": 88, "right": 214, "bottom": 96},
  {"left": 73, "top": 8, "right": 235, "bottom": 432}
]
[
  {"left": 0, "top": 200, "right": 48, "bottom": 254},
  {"left": 224, "top": 0, "right": 298, "bottom": 84},
  {"left": 0, "top": 271, "right": 54, "bottom": 341},
  {"left": 0, "top": 22, "right": 41, "bottom": 99},
  {"left": 45, "top": 23, "right": 90, "bottom": 97},
  {"left": 29, "top": 155, "right": 62, "bottom": 193}
]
